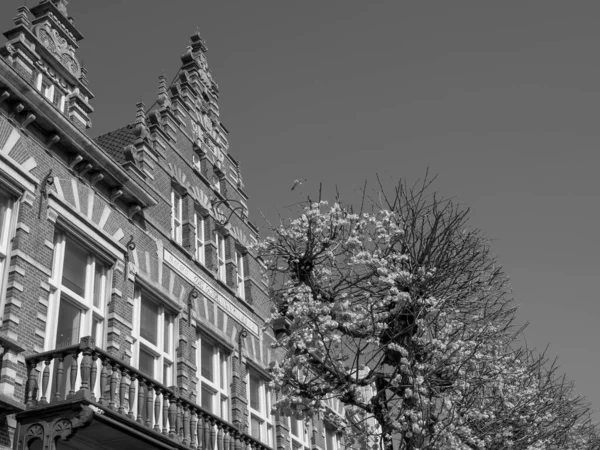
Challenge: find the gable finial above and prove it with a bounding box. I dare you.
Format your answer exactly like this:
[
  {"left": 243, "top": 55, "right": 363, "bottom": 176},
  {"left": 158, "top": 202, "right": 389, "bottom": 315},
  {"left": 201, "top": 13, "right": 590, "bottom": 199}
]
[
  {"left": 157, "top": 74, "right": 170, "bottom": 107},
  {"left": 55, "top": 0, "right": 68, "bottom": 16},
  {"left": 133, "top": 100, "right": 148, "bottom": 138}
]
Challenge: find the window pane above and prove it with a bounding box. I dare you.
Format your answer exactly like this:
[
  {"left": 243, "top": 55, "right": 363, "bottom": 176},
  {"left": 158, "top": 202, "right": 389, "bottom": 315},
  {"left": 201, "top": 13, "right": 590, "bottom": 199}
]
[
  {"left": 163, "top": 362, "right": 172, "bottom": 386},
  {"left": 163, "top": 314, "right": 172, "bottom": 353},
  {"left": 220, "top": 354, "right": 228, "bottom": 391},
  {"left": 55, "top": 298, "right": 81, "bottom": 348},
  {"left": 249, "top": 373, "right": 260, "bottom": 410},
  {"left": 93, "top": 262, "right": 106, "bottom": 308},
  {"left": 139, "top": 346, "right": 155, "bottom": 378},
  {"left": 0, "top": 193, "right": 10, "bottom": 248},
  {"left": 140, "top": 297, "right": 158, "bottom": 345},
  {"left": 201, "top": 385, "right": 213, "bottom": 413},
  {"left": 91, "top": 317, "right": 102, "bottom": 344},
  {"left": 250, "top": 415, "right": 261, "bottom": 440},
  {"left": 221, "top": 396, "right": 229, "bottom": 421},
  {"left": 290, "top": 418, "right": 299, "bottom": 437},
  {"left": 326, "top": 427, "right": 335, "bottom": 450},
  {"left": 201, "top": 341, "right": 214, "bottom": 381},
  {"left": 62, "top": 238, "right": 88, "bottom": 296}
]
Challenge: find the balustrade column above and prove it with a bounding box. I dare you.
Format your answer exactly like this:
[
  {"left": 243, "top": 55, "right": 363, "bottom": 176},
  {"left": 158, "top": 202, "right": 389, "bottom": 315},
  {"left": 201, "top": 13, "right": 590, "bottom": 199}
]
[
  {"left": 154, "top": 387, "right": 162, "bottom": 432},
  {"left": 217, "top": 424, "right": 223, "bottom": 450},
  {"left": 79, "top": 349, "right": 92, "bottom": 395},
  {"left": 204, "top": 416, "right": 210, "bottom": 450},
  {"left": 25, "top": 361, "right": 38, "bottom": 408},
  {"left": 162, "top": 391, "right": 169, "bottom": 435},
  {"left": 183, "top": 405, "right": 190, "bottom": 446},
  {"left": 190, "top": 411, "right": 197, "bottom": 449},
  {"left": 223, "top": 427, "right": 230, "bottom": 450},
  {"left": 128, "top": 374, "right": 137, "bottom": 420},
  {"left": 109, "top": 364, "right": 118, "bottom": 409},
  {"left": 98, "top": 358, "right": 109, "bottom": 405},
  {"left": 137, "top": 380, "right": 146, "bottom": 424},
  {"left": 210, "top": 419, "right": 217, "bottom": 450},
  {"left": 198, "top": 414, "right": 204, "bottom": 449},
  {"left": 89, "top": 353, "right": 98, "bottom": 401},
  {"left": 67, "top": 351, "right": 78, "bottom": 399},
  {"left": 145, "top": 383, "right": 154, "bottom": 428},
  {"left": 177, "top": 401, "right": 183, "bottom": 441},
  {"left": 118, "top": 367, "right": 128, "bottom": 414},
  {"left": 168, "top": 395, "right": 177, "bottom": 440},
  {"left": 39, "top": 359, "right": 51, "bottom": 405},
  {"left": 54, "top": 355, "right": 65, "bottom": 402}
]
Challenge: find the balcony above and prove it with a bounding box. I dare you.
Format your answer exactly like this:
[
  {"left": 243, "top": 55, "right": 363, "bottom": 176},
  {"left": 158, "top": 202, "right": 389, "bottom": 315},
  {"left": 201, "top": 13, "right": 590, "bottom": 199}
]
[{"left": 17, "top": 337, "right": 271, "bottom": 450}]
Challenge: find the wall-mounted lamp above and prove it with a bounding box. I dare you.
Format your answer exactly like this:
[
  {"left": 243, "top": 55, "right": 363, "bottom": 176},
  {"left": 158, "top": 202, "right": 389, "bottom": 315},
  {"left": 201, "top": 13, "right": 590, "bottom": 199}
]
[{"left": 211, "top": 198, "right": 247, "bottom": 227}]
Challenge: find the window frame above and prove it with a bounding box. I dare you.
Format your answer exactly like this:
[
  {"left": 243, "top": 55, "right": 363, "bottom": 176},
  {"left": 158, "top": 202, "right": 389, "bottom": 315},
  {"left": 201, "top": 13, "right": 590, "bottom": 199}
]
[
  {"left": 247, "top": 370, "right": 275, "bottom": 447},
  {"left": 290, "top": 416, "right": 310, "bottom": 450},
  {"left": 0, "top": 187, "right": 19, "bottom": 319},
  {"left": 171, "top": 189, "right": 183, "bottom": 245},
  {"left": 196, "top": 335, "right": 230, "bottom": 420},
  {"left": 44, "top": 231, "right": 113, "bottom": 402},
  {"left": 132, "top": 287, "right": 176, "bottom": 386},
  {"left": 214, "top": 231, "right": 226, "bottom": 282},
  {"left": 236, "top": 250, "right": 245, "bottom": 300},
  {"left": 325, "top": 424, "right": 342, "bottom": 450},
  {"left": 47, "top": 231, "right": 111, "bottom": 350},
  {"left": 194, "top": 211, "right": 205, "bottom": 265}
]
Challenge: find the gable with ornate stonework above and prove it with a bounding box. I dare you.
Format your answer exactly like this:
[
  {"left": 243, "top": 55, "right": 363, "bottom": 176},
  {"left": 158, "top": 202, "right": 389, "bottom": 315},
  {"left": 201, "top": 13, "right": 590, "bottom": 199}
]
[{"left": 33, "top": 21, "right": 81, "bottom": 78}]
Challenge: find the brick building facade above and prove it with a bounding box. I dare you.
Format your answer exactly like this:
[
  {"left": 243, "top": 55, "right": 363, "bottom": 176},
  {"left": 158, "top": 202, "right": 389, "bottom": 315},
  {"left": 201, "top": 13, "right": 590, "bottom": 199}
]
[{"left": 0, "top": 1, "right": 348, "bottom": 450}]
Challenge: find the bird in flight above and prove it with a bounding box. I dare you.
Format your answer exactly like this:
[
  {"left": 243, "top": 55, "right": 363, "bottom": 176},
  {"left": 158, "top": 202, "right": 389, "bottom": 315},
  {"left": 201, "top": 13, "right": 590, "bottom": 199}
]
[{"left": 291, "top": 179, "right": 306, "bottom": 191}]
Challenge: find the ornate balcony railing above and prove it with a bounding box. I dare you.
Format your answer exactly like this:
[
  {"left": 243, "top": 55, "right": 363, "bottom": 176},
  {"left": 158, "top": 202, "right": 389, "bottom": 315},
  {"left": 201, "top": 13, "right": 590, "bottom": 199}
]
[{"left": 24, "top": 337, "right": 271, "bottom": 450}]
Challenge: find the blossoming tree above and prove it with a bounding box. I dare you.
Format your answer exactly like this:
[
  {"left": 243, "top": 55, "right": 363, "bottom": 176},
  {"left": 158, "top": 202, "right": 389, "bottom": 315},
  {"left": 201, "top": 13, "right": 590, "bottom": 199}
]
[{"left": 258, "top": 180, "right": 598, "bottom": 450}]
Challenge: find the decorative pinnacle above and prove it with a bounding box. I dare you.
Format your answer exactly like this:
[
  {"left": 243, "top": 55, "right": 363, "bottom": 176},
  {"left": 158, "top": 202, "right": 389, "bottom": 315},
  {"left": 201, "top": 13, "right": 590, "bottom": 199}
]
[
  {"left": 14, "top": 6, "right": 30, "bottom": 26},
  {"left": 157, "top": 74, "right": 170, "bottom": 107},
  {"left": 135, "top": 101, "right": 146, "bottom": 123},
  {"left": 133, "top": 101, "right": 148, "bottom": 138},
  {"left": 190, "top": 32, "right": 208, "bottom": 53},
  {"left": 54, "top": 0, "right": 68, "bottom": 16}
]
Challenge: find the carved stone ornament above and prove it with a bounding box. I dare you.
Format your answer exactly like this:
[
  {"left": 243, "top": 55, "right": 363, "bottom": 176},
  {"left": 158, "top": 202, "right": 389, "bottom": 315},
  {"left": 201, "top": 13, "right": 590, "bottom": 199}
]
[
  {"left": 56, "top": 0, "right": 69, "bottom": 16},
  {"left": 16, "top": 405, "right": 94, "bottom": 450},
  {"left": 33, "top": 21, "right": 81, "bottom": 78}
]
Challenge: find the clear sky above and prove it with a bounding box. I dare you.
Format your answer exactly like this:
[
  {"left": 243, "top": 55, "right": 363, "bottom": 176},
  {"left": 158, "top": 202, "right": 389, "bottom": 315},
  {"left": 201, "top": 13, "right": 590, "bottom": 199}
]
[{"left": 3, "top": 1, "right": 599, "bottom": 418}]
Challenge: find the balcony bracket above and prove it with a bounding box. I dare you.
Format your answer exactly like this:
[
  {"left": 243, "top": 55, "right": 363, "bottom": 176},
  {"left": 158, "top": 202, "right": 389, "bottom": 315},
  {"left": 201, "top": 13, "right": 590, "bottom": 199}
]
[{"left": 15, "top": 403, "right": 94, "bottom": 450}]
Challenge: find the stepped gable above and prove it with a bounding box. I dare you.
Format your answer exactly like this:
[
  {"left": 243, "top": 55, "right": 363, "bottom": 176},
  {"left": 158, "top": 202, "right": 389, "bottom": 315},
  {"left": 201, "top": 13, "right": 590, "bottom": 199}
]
[
  {"left": 95, "top": 30, "right": 230, "bottom": 168},
  {"left": 0, "top": 0, "right": 94, "bottom": 129}
]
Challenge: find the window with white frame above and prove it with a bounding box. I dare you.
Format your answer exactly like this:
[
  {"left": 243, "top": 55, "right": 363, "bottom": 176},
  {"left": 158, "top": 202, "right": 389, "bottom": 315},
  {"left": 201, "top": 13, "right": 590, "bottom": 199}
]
[
  {"left": 40, "top": 77, "right": 54, "bottom": 102},
  {"left": 325, "top": 425, "right": 342, "bottom": 450},
  {"left": 133, "top": 289, "right": 175, "bottom": 385},
  {"left": 171, "top": 189, "right": 183, "bottom": 244},
  {"left": 47, "top": 232, "right": 111, "bottom": 400},
  {"left": 194, "top": 211, "right": 205, "bottom": 264},
  {"left": 248, "top": 370, "right": 275, "bottom": 447},
  {"left": 197, "top": 336, "right": 229, "bottom": 420},
  {"left": 290, "top": 416, "right": 310, "bottom": 450},
  {"left": 0, "top": 189, "right": 18, "bottom": 316},
  {"left": 49, "top": 232, "right": 110, "bottom": 349},
  {"left": 236, "top": 250, "right": 245, "bottom": 300},
  {"left": 214, "top": 231, "right": 226, "bottom": 282}
]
